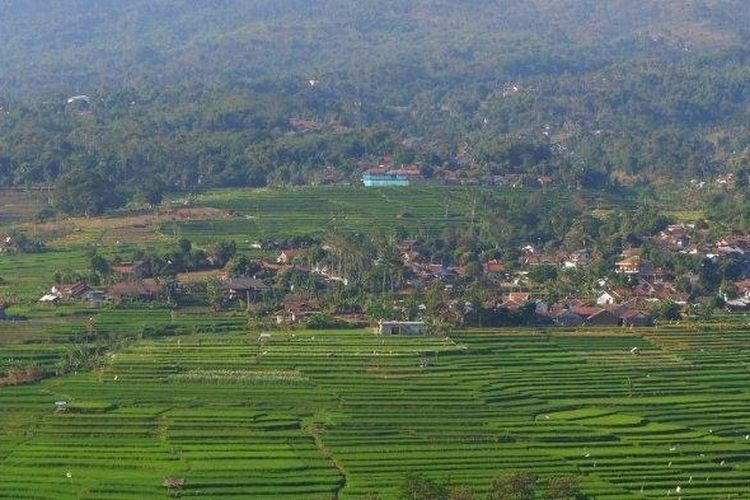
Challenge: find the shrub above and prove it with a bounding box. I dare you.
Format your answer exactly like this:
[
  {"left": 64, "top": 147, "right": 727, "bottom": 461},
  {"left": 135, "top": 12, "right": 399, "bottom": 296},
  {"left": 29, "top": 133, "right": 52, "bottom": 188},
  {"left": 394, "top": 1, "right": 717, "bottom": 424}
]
[
  {"left": 546, "top": 476, "right": 586, "bottom": 500},
  {"left": 35, "top": 207, "right": 57, "bottom": 222},
  {"left": 163, "top": 477, "right": 186, "bottom": 497},
  {"left": 488, "top": 472, "right": 537, "bottom": 500},
  {"left": 448, "top": 484, "right": 475, "bottom": 500},
  {"left": 400, "top": 473, "right": 448, "bottom": 500},
  {"left": 141, "top": 324, "right": 181, "bottom": 339}
]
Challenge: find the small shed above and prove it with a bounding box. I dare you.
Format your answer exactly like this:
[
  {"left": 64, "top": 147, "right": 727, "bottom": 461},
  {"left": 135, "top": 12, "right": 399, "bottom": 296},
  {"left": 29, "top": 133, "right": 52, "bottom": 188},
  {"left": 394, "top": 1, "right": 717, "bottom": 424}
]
[
  {"left": 54, "top": 401, "right": 68, "bottom": 412},
  {"left": 376, "top": 320, "right": 426, "bottom": 336}
]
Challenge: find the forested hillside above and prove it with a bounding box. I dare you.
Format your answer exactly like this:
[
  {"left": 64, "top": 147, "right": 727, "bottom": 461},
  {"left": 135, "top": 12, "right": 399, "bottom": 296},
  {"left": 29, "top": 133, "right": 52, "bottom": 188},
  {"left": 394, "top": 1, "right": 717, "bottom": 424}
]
[{"left": 2, "top": 0, "right": 750, "bottom": 209}]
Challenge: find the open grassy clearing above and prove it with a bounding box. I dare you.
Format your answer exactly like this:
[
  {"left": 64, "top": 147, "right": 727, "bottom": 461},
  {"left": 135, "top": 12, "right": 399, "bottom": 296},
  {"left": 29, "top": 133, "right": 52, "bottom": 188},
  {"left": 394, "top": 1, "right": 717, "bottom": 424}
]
[
  {"left": 20, "top": 207, "right": 230, "bottom": 250},
  {"left": 4, "top": 324, "right": 750, "bottom": 498}
]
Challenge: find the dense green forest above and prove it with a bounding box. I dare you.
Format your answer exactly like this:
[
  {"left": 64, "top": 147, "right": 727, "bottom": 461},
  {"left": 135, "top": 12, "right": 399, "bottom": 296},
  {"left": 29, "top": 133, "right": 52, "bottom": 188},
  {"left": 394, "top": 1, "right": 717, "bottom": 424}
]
[{"left": 3, "top": 0, "right": 750, "bottom": 210}]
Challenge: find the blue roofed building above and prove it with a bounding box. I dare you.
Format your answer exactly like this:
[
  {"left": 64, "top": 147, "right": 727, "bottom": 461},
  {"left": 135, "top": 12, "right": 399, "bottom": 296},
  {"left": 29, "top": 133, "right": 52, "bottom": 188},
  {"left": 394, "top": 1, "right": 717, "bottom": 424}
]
[{"left": 362, "top": 167, "right": 420, "bottom": 187}]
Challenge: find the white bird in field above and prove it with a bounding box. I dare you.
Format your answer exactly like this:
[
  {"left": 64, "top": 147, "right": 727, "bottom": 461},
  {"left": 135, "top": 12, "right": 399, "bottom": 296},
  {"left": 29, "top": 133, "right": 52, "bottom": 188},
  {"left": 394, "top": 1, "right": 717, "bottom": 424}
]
[
  {"left": 113, "top": 376, "right": 119, "bottom": 381},
  {"left": 669, "top": 446, "right": 677, "bottom": 451},
  {"left": 675, "top": 486, "right": 681, "bottom": 494},
  {"left": 66, "top": 472, "right": 72, "bottom": 479},
  {"left": 584, "top": 453, "right": 590, "bottom": 458},
  {"left": 745, "top": 434, "right": 749, "bottom": 440}
]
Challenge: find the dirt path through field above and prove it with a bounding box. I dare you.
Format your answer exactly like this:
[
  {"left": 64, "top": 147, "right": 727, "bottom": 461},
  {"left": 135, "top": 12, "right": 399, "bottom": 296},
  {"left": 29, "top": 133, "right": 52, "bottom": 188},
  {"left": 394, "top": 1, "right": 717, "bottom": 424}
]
[{"left": 303, "top": 422, "right": 348, "bottom": 499}]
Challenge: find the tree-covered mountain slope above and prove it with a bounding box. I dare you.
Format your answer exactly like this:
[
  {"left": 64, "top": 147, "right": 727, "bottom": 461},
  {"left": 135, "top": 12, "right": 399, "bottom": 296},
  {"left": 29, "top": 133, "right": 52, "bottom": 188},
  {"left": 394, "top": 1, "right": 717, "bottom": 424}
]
[{"left": 2, "top": 0, "right": 750, "bottom": 200}]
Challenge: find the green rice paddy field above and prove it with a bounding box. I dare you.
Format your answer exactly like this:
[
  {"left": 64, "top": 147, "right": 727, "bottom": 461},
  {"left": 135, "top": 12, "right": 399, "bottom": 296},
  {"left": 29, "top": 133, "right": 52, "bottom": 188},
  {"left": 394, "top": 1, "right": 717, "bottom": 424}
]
[
  {"left": 4, "top": 322, "right": 750, "bottom": 498},
  {"left": 0, "top": 186, "right": 725, "bottom": 498},
  {"left": 168, "top": 187, "right": 572, "bottom": 248}
]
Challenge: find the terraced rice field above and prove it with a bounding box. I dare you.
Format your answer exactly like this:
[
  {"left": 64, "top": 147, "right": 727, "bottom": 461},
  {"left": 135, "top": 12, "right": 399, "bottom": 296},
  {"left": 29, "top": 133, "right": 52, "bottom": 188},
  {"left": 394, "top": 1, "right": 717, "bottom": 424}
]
[
  {"left": 4, "top": 324, "right": 750, "bottom": 498},
  {"left": 168, "top": 187, "right": 570, "bottom": 248},
  {"left": 0, "top": 250, "right": 90, "bottom": 301},
  {"left": 0, "top": 188, "right": 50, "bottom": 228}
]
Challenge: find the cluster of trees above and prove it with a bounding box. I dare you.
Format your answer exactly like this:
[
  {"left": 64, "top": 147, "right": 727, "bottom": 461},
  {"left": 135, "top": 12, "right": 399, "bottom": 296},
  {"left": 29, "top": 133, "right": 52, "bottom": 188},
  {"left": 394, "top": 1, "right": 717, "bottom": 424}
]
[
  {"left": 49, "top": 239, "right": 243, "bottom": 290},
  {"left": 1, "top": 230, "right": 45, "bottom": 253},
  {"left": 395, "top": 472, "right": 586, "bottom": 500},
  {"left": 88, "top": 239, "right": 239, "bottom": 281},
  {"left": 0, "top": 86, "right": 398, "bottom": 215}
]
